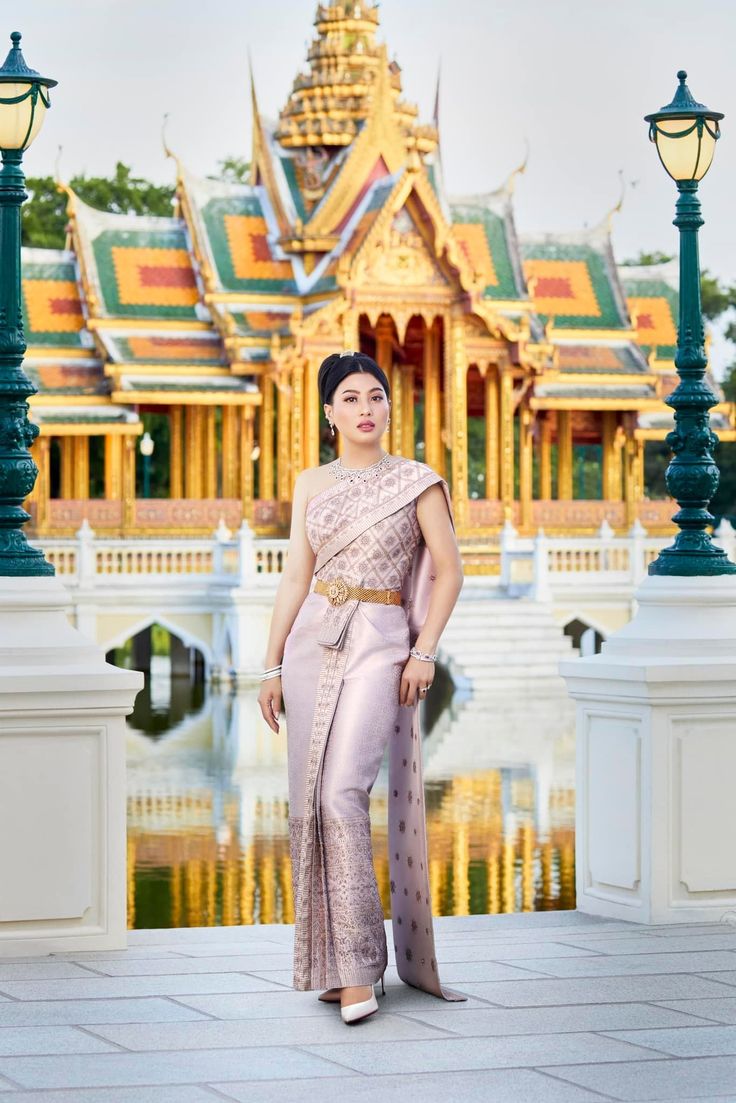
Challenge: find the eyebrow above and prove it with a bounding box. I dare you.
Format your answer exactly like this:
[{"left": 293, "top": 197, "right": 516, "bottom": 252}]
[{"left": 339, "top": 387, "right": 383, "bottom": 394}]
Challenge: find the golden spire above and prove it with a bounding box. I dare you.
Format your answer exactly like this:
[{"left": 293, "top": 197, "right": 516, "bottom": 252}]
[{"left": 276, "top": 3, "right": 436, "bottom": 156}]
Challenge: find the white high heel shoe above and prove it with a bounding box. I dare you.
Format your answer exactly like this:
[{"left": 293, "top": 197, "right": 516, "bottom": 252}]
[{"left": 340, "top": 973, "right": 385, "bottom": 1024}]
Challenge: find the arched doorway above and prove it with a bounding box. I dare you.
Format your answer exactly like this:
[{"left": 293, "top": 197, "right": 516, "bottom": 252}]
[{"left": 107, "top": 624, "right": 207, "bottom": 736}]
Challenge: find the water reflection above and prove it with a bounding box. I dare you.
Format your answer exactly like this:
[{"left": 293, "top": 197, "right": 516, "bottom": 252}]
[{"left": 126, "top": 662, "right": 576, "bottom": 928}]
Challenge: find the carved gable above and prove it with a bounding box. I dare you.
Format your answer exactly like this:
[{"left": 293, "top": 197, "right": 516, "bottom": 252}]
[{"left": 355, "top": 207, "right": 448, "bottom": 289}]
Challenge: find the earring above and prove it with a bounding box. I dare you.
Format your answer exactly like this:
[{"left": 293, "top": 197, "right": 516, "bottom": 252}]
[{"left": 328, "top": 421, "right": 335, "bottom": 437}]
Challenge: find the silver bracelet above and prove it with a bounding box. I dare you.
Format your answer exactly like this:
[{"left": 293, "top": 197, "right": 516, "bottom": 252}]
[
  {"left": 410, "top": 646, "right": 437, "bottom": 663},
  {"left": 260, "top": 665, "right": 282, "bottom": 681}
]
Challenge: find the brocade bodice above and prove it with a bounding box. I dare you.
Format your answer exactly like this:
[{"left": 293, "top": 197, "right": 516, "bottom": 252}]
[{"left": 305, "top": 457, "right": 424, "bottom": 590}]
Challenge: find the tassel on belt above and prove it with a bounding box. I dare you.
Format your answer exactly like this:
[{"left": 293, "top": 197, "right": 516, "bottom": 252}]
[{"left": 314, "top": 576, "right": 402, "bottom": 607}]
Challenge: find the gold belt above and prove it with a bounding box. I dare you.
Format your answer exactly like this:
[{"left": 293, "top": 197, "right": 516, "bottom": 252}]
[{"left": 314, "top": 576, "right": 402, "bottom": 607}]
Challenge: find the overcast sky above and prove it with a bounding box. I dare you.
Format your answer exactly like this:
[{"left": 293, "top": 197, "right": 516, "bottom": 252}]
[{"left": 6, "top": 0, "right": 736, "bottom": 371}]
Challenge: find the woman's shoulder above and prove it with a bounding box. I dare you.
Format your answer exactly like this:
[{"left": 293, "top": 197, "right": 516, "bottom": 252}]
[{"left": 298, "top": 462, "right": 336, "bottom": 491}]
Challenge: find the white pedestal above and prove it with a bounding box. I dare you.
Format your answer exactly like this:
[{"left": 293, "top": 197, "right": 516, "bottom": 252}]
[
  {"left": 225, "top": 587, "right": 278, "bottom": 687},
  {"left": 560, "top": 574, "right": 736, "bottom": 925},
  {"left": 0, "top": 577, "right": 143, "bottom": 956}
]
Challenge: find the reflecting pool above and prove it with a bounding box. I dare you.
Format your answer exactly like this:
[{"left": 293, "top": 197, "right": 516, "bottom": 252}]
[{"left": 126, "top": 657, "right": 576, "bottom": 928}]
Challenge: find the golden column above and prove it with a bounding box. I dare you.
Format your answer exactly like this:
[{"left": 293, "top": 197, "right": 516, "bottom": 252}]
[
  {"left": 389, "top": 359, "right": 403, "bottom": 456},
  {"left": 375, "top": 316, "right": 394, "bottom": 453},
  {"left": 241, "top": 406, "right": 255, "bottom": 523},
  {"left": 612, "top": 426, "right": 624, "bottom": 503},
  {"left": 624, "top": 436, "right": 635, "bottom": 526},
  {"left": 423, "top": 318, "right": 443, "bottom": 474},
  {"left": 400, "top": 361, "right": 415, "bottom": 458},
  {"left": 204, "top": 407, "right": 218, "bottom": 498},
  {"left": 303, "top": 356, "right": 321, "bottom": 469},
  {"left": 290, "top": 360, "right": 305, "bottom": 493},
  {"left": 499, "top": 368, "right": 515, "bottom": 516},
  {"left": 104, "top": 435, "right": 123, "bottom": 501},
  {"left": 519, "top": 406, "right": 534, "bottom": 531},
  {"left": 170, "top": 407, "right": 183, "bottom": 498},
  {"left": 60, "top": 437, "right": 74, "bottom": 500},
  {"left": 72, "top": 437, "right": 89, "bottom": 500},
  {"left": 221, "top": 406, "right": 240, "bottom": 499},
  {"left": 275, "top": 372, "right": 292, "bottom": 502},
  {"left": 635, "top": 438, "right": 645, "bottom": 505},
  {"left": 484, "top": 367, "right": 499, "bottom": 500},
  {"left": 557, "top": 409, "right": 574, "bottom": 500},
  {"left": 184, "top": 408, "right": 204, "bottom": 498},
  {"left": 259, "top": 375, "right": 275, "bottom": 499},
  {"left": 448, "top": 306, "right": 469, "bottom": 529},
  {"left": 623, "top": 435, "right": 644, "bottom": 527},
  {"left": 601, "top": 411, "right": 620, "bottom": 500},
  {"left": 122, "top": 434, "right": 136, "bottom": 530},
  {"left": 29, "top": 435, "right": 50, "bottom": 531},
  {"left": 539, "top": 415, "right": 553, "bottom": 500}
]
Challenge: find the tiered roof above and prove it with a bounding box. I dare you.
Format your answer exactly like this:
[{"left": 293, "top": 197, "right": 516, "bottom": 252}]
[
  {"left": 22, "top": 2, "right": 720, "bottom": 442},
  {"left": 619, "top": 260, "right": 679, "bottom": 367},
  {"left": 450, "top": 188, "right": 528, "bottom": 303},
  {"left": 518, "top": 225, "right": 658, "bottom": 408},
  {"left": 21, "top": 248, "right": 114, "bottom": 427},
  {"left": 22, "top": 249, "right": 86, "bottom": 349}
]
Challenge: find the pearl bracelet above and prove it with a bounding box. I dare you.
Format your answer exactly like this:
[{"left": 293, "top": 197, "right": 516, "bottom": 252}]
[{"left": 410, "top": 646, "right": 437, "bottom": 663}]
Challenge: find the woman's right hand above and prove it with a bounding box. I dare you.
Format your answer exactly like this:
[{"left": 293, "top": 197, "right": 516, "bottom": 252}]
[{"left": 258, "top": 676, "right": 282, "bottom": 733}]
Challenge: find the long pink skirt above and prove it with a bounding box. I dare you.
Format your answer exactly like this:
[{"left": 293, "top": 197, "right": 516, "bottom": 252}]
[{"left": 281, "top": 585, "right": 410, "bottom": 990}]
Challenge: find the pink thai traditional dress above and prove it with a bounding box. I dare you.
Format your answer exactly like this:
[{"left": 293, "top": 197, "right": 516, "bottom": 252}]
[{"left": 280, "top": 453, "right": 466, "bottom": 1002}]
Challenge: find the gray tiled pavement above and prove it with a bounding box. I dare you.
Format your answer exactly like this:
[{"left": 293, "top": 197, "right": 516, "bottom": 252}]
[{"left": 1, "top": 912, "right": 736, "bottom": 1100}]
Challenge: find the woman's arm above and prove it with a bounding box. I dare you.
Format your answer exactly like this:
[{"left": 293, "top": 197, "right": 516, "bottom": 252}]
[
  {"left": 258, "top": 470, "right": 317, "bottom": 731},
  {"left": 399, "top": 482, "right": 464, "bottom": 707}
]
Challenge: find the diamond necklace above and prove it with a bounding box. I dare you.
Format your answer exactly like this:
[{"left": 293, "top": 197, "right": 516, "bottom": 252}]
[{"left": 331, "top": 451, "right": 392, "bottom": 485}]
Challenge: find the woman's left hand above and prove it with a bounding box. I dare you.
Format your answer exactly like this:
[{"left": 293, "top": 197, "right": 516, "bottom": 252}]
[{"left": 399, "top": 656, "right": 435, "bottom": 707}]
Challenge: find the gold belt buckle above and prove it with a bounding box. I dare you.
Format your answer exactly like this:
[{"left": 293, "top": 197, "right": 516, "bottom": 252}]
[{"left": 326, "top": 576, "right": 350, "bottom": 607}]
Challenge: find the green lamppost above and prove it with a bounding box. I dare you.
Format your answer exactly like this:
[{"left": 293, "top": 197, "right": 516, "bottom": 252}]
[
  {"left": 0, "top": 31, "right": 56, "bottom": 575},
  {"left": 645, "top": 71, "right": 736, "bottom": 576}
]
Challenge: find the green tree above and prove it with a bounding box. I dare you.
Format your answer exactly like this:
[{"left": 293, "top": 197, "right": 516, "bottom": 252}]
[
  {"left": 22, "top": 162, "right": 175, "bottom": 249},
  {"left": 623, "top": 250, "right": 674, "bottom": 267},
  {"left": 213, "top": 156, "right": 251, "bottom": 184}
]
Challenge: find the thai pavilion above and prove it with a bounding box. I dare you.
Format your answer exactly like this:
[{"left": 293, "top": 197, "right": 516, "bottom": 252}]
[{"left": 21, "top": 2, "right": 735, "bottom": 546}]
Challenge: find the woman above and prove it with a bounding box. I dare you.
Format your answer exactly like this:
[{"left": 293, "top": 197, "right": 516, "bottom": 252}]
[{"left": 258, "top": 350, "right": 467, "bottom": 1023}]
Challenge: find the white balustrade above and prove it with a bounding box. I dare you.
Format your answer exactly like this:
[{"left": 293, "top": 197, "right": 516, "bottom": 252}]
[
  {"left": 30, "top": 522, "right": 289, "bottom": 591},
  {"left": 33, "top": 518, "right": 734, "bottom": 605},
  {"left": 497, "top": 520, "right": 735, "bottom": 601}
]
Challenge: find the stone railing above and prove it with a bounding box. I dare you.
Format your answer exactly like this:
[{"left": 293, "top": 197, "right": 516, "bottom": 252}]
[
  {"left": 35, "top": 514, "right": 728, "bottom": 602},
  {"left": 500, "top": 518, "right": 736, "bottom": 601},
  {"left": 34, "top": 519, "right": 289, "bottom": 590}
]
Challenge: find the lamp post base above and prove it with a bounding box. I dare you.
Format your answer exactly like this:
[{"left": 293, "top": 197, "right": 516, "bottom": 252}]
[
  {"left": 0, "top": 576, "right": 142, "bottom": 955},
  {"left": 561, "top": 574, "right": 736, "bottom": 924}
]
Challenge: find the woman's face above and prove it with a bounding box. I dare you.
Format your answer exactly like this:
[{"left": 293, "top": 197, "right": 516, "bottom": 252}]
[{"left": 324, "top": 371, "right": 390, "bottom": 443}]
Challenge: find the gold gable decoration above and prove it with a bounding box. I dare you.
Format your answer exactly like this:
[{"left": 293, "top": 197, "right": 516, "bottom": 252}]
[{"left": 356, "top": 208, "right": 446, "bottom": 289}]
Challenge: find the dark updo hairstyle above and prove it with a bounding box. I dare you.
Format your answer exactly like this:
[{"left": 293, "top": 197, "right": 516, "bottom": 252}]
[{"left": 318, "top": 350, "right": 391, "bottom": 408}]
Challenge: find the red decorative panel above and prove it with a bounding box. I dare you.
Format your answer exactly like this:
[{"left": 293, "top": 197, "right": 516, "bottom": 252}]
[
  {"left": 134, "top": 499, "right": 243, "bottom": 530},
  {"left": 48, "top": 500, "right": 123, "bottom": 528}
]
